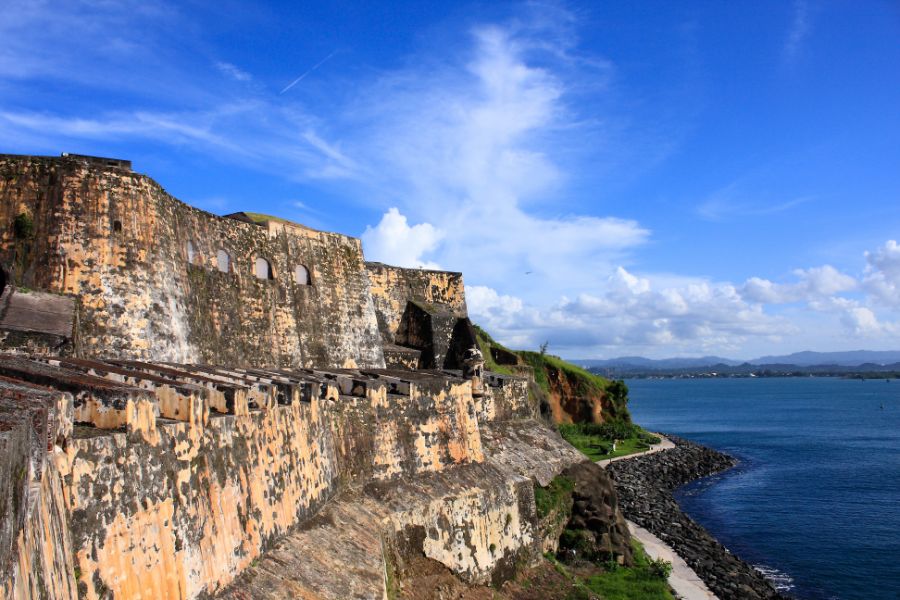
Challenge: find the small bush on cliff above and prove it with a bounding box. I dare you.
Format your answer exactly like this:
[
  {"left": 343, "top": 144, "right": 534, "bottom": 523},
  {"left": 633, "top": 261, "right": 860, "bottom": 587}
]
[
  {"left": 13, "top": 213, "right": 34, "bottom": 239},
  {"left": 545, "top": 539, "right": 673, "bottom": 600},
  {"left": 533, "top": 475, "right": 575, "bottom": 520}
]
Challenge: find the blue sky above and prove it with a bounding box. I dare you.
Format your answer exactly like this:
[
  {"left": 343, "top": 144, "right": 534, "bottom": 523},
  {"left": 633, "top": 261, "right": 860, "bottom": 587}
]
[{"left": 3, "top": 0, "right": 899, "bottom": 359}]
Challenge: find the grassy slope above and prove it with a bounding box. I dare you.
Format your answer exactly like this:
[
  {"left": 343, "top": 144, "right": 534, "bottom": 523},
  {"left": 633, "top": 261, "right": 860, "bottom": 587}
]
[
  {"left": 577, "top": 539, "right": 675, "bottom": 600},
  {"left": 475, "top": 324, "right": 667, "bottom": 461},
  {"left": 530, "top": 475, "right": 674, "bottom": 600}
]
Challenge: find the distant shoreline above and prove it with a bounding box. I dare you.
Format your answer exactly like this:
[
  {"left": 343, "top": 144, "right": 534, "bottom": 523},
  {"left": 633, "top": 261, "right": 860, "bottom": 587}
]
[{"left": 612, "top": 371, "right": 900, "bottom": 380}]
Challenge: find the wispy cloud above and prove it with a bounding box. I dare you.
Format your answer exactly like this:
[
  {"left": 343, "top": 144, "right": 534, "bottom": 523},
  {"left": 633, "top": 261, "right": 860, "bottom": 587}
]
[
  {"left": 348, "top": 18, "right": 650, "bottom": 304},
  {"left": 784, "top": 0, "right": 811, "bottom": 64},
  {"left": 215, "top": 62, "right": 252, "bottom": 82},
  {"left": 697, "top": 192, "right": 813, "bottom": 221}
]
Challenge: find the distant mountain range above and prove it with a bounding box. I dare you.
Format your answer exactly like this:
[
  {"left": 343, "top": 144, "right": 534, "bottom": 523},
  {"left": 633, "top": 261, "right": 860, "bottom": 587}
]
[{"left": 576, "top": 350, "right": 900, "bottom": 371}]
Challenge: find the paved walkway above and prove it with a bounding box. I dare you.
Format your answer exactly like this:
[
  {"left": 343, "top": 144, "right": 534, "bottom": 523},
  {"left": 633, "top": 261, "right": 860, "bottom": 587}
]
[
  {"left": 626, "top": 520, "right": 718, "bottom": 600},
  {"left": 595, "top": 432, "right": 675, "bottom": 467},
  {"left": 596, "top": 434, "right": 720, "bottom": 600}
]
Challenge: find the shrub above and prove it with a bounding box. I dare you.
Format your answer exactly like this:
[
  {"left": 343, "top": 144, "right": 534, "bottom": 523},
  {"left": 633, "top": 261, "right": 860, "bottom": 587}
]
[
  {"left": 13, "top": 213, "right": 34, "bottom": 239},
  {"left": 533, "top": 475, "right": 575, "bottom": 519},
  {"left": 649, "top": 557, "right": 673, "bottom": 580}
]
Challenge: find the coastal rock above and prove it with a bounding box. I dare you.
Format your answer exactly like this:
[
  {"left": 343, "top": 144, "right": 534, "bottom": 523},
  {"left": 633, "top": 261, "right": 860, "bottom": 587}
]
[
  {"left": 606, "top": 436, "right": 789, "bottom": 600},
  {"left": 560, "top": 460, "right": 633, "bottom": 565}
]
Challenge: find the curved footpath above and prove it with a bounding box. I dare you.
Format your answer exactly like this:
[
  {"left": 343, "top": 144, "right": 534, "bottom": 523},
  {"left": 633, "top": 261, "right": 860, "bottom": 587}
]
[
  {"left": 600, "top": 435, "right": 787, "bottom": 600},
  {"left": 598, "top": 435, "right": 717, "bottom": 600}
]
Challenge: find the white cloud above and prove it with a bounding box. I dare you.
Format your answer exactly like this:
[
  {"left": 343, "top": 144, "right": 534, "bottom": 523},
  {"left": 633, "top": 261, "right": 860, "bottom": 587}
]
[
  {"left": 215, "top": 61, "right": 252, "bottom": 82},
  {"left": 741, "top": 265, "right": 856, "bottom": 304},
  {"left": 863, "top": 240, "right": 900, "bottom": 307},
  {"left": 362, "top": 208, "right": 443, "bottom": 269},
  {"left": 348, "top": 19, "right": 649, "bottom": 303},
  {"left": 470, "top": 268, "right": 793, "bottom": 357}
]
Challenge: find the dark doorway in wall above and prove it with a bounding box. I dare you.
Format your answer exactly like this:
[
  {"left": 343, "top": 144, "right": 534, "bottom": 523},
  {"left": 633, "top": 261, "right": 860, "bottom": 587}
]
[
  {"left": 113, "top": 220, "right": 122, "bottom": 233},
  {"left": 0, "top": 265, "right": 7, "bottom": 295}
]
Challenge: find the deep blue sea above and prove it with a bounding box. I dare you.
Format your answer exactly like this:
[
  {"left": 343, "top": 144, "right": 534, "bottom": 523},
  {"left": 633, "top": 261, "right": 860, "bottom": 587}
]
[{"left": 626, "top": 377, "right": 900, "bottom": 600}]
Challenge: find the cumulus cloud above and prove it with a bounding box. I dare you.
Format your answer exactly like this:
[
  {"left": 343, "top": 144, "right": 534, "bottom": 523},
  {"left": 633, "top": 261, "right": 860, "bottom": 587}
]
[
  {"left": 469, "top": 267, "right": 794, "bottom": 357},
  {"left": 362, "top": 208, "right": 443, "bottom": 269},
  {"left": 863, "top": 240, "right": 900, "bottom": 307},
  {"left": 741, "top": 265, "right": 856, "bottom": 304},
  {"left": 350, "top": 19, "right": 649, "bottom": 302}
]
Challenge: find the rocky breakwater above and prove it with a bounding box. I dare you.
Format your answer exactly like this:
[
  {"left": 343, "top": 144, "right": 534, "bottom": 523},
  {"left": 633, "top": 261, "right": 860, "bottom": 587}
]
[{"left": 606, "top": 436, "right": 788, "bottom": 600}]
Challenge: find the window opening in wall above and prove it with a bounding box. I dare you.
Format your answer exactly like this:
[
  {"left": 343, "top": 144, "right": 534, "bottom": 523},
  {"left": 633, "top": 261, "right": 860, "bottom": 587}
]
[
  {"left": 216, "top": 249, "right": 231, "bottom": 273},
  {"left": 0, "top": 266, "right": 7, "bottom": 295},
  {"left": 112, "top": 220, "right": 122, "bottom": 233},
  {"left": 255, "top": 257, "right": 274, "bottom": 280},
  {"left": 187, "top": 240, "right": 197, "bottom": 264},
  {"left": 294, "top": 264, "right": 310, "bottom": 285}
]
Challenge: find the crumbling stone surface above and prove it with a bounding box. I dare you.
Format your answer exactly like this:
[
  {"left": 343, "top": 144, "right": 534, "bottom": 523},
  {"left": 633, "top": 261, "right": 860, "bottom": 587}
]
[
  {"left": 480, "top": 420, "right": 584, "bottom": 487},
  {"left": 0, "top": 376, "right": 76, "bottom": 600},
  {"left": 366, "top": 262, "right": 467, "bottom": 346},
  {"left": 0, "top": 355, "right": 552, "bottom": 599},
  {"left": 0, "top": 154, "right": 385, "bottom": 369}
]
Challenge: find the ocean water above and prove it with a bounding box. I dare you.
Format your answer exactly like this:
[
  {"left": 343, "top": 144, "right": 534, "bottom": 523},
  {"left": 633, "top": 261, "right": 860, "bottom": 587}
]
[{"left": 626, "top": 377, "right": 900, "bottom": 600}]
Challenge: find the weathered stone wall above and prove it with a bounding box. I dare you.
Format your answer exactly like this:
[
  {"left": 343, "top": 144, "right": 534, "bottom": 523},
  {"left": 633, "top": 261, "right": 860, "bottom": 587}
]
[
  {"left": 1, "top": 356, "right": 626, "bottom": 600},
  {"left": 0, "top": 155, "right": 384, "bottom": 369},
  {"left": 0, "top": 377, "right": 77, "bottom": 600},
  {"left": 0, "top": 357, "right": 482, "bottom": 598},
  {"left": 475, "top": 373, "right": 537, "bottom": 423},
  {"left": 366, "top": 262, "right": 467, "bottom": 345},
  {"left": 60, "top": 398, "right": 338, "bottom": 599},
  {"left": 10, "top": 363, "right": 486, "bottom": 599}
]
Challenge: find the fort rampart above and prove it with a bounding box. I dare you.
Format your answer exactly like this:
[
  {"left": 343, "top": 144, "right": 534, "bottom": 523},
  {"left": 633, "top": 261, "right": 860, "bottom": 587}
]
[
  {"left": 0, "top": 154, "right": 628, "bottom": 600},
  {"left": 0, "top": 155, "right": 384, "bottom": 368}
]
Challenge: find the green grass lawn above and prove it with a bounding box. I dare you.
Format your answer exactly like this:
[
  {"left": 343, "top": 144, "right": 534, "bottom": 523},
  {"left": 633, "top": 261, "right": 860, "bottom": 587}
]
[
  {"left": 545, "top": 539, "right": 674, "bottom": 600},
  {"left": 558, "top": 423, "right": 661, "bottom": 462}
]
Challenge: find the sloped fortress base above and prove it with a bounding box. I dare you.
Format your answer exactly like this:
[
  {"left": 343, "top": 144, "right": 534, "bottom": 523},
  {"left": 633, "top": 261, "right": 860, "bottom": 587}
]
[{"left": 0, "top": 356, "right": 596, "bottom": 600}]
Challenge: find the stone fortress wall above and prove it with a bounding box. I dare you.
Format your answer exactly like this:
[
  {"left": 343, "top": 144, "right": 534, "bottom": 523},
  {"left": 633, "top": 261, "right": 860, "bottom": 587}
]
[
  {"left": 0, "top": 154, "right": 385, "bottom": 368},
  {"left": 0, "top": 154, "right": 628, "bottom": 600}
]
